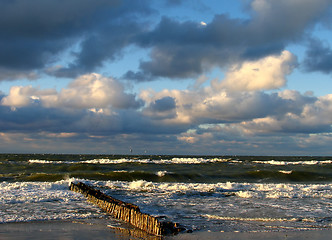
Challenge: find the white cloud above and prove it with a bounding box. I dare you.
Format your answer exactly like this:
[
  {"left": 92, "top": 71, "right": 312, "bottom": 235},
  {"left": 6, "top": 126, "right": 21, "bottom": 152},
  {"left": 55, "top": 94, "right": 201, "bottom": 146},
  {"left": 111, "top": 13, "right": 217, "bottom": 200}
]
[
  {"left": 141, "top": 85, "right": 287, "bottom": 125},
  {"left": 301, "top": 94, "right": 332, "bottom": 126},
  {"left": 46, "top": 73, "right": 139, "bottom": 109},
  {"left": 219, "top": 51, "right": 297, "bottom": 91},
  {"left": 230, "top": 93, "right": 332, "bottom": 135},
  {"left": 1, "top": 73, "right": 141, "bottom": 111},
  {"left": 1, "top": 85, "right": 56, "bottom": 110},
  {"left": 139, "top": 69, "right": 332, "bottom": 142},
  {"left": 1, "top": 86, "right": 33, "bottom": 109}
]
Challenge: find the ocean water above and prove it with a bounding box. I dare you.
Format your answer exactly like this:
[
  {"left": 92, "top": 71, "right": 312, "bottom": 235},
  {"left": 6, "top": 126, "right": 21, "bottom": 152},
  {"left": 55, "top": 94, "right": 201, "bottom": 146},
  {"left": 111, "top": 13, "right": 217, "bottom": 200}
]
[{"left": 1, "top": 154, "right": 332, "bottom": 233}]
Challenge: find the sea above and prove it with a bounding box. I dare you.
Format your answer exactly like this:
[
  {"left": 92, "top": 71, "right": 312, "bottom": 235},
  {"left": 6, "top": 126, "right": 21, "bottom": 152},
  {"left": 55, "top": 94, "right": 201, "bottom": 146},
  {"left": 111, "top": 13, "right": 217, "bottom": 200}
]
[{"left": 1, "top": 154, "right": 332, "bottom": 234}]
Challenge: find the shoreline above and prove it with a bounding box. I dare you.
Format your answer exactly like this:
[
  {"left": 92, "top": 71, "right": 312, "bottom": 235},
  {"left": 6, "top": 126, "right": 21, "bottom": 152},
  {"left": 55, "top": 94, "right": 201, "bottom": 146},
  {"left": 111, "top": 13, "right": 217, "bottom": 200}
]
[{"left": 1, "top": 220, "right": 331, "bottom": 240}]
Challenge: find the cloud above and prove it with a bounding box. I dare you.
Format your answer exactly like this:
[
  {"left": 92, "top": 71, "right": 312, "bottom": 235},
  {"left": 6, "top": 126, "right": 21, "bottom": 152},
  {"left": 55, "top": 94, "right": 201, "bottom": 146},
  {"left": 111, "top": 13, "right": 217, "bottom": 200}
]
[
  {"left": 303, "top": 38, "right": 332, "bottom": 73},
  {"left": 149, "top": 96, "right": 176, "bottom": 112},
  {"left": 1, "top": 0, "right": 332, "bottom": 154},
  {"left": 143, "top": 96, "right": 177, "bottom": 120},
  {"left": 1, "top": 85, "right": 56, "bottom": 110},
  {"left": 175, "top": 123, "right": 332, "bottom": 155},
  {"left": 126, "top": 0, "right": 332, "bottom": 81},
  {"left": 0, "top": 61, "right": 330, "bottom": 151},
  {"left": 1, "top": 76, "right": 332, "bottom": 154},
  {"left": 0, "top": 0, "right": 152, "bottom": 80},
  {"left": 171, "top": 89, "right": 332, "bottom": 154},
  {"left": 51, "top": 21, "right": 145, "bottom": 78},
  {"left": 46, "top": 73, "right": 142, "bottom": 109},
  {"left": 248, "top": 0, "right": 331, "bottom": 39},
  {"left": 219, "top": 50, "right": 297, "bottom": 91},
  {"left": 0, "top": 68, "right": 38, "bottom": 81},
  {"left": 1, "top": 86, "right": 35, "bottom": 109},
  {"left": 0, "top": 103, "right": 84, "bottom": 133},
  {"left": 1, "top": 73, "right": 142, "bottom": 110},
  {"left": 197, "top": 91, "right": 331, "bottom": 137},
  {"left": 1, "top": 0, "right": 331, "bottom": 81},
  {"left": 141, "top": 88, "right": 276, "bottom": 127},
  {"left": 139, "top": 74, "right": 325, "bottom": 137},
  {"left": 0, "top": 0, "right": 108, "bottom": 71}
]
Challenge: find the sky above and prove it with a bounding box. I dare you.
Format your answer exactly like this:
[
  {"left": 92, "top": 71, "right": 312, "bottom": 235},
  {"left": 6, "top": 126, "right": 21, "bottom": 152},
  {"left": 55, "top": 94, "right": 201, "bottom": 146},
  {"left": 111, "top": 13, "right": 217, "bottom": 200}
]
[{"left": 1, "top": 0, "right": 332, "bottom": 155}]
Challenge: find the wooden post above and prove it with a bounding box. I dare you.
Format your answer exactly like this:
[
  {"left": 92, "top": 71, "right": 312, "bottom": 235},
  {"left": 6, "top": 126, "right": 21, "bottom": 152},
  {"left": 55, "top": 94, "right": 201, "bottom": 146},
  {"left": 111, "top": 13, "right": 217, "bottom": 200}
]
[{"left": 69, "top": 182, "right": 188, "bottom": 236}]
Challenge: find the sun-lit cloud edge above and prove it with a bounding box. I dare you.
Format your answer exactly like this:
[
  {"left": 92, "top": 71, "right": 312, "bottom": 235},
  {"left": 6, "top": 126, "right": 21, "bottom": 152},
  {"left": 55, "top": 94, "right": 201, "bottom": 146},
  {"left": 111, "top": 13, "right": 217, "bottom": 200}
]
[{"left": 1, "top": 50, "right": 332, "bottom": 154}]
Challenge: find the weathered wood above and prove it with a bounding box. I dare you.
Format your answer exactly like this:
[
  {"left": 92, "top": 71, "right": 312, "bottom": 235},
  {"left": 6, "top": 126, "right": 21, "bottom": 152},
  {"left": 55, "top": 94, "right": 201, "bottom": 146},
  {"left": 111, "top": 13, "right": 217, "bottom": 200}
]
[{"left": 70, "top": 181, "right": 188, "bottom": 236}]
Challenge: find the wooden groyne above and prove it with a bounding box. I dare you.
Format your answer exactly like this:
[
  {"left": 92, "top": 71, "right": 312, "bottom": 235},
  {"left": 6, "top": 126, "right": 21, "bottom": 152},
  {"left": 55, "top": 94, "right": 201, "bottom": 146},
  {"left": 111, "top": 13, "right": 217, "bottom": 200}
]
[{"left": 69, "top": 182, "right": 188, "bottom": 236}]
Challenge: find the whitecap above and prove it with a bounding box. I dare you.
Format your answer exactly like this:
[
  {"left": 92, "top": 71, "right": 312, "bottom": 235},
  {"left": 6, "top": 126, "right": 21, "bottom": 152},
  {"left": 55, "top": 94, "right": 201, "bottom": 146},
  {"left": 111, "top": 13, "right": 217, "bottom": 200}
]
[{"left": 156, "top": 171, "right": 168, "bottom": 177}]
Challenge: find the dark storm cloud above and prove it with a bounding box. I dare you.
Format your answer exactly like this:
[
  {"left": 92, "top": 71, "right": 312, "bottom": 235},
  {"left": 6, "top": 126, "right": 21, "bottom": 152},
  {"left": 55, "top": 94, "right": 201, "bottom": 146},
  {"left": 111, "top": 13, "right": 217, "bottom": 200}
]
[
  {"left": 303, "top": 38, "right": 332, "bottom": 73},
  {"left": 0, "top": 0, "right": 107, "bottom": 70},
  {"left": 150, "top": 96, "right": 176, "bottom": 112},
  {"left": 2, "top": 0, "right": 332, "bottom": 81},
  {"left": 54, "top": 22, "right": 144, "bottom": 78},
  {"left": 143, "top": 96, "right": 177, "bottom": 120},
  {"left": 0, "top": 0, "right": 152, "bottom": 79},
  {"left": 0, "top": 97, "right": 186, "bottom": 136},
  {"left": 127, "top": 16, "right": 247, "bottom": 80},
  {"left": 113, "top": 110, "right": 187, "bottom": 134},
  {"left": 82, "top": 108, "right": 185, "bottom": 135},
  {"left": 126, "top": 0, "right": 332, "bottom": 80},
  {"left": 0, "top": 104, "right": 84, "bottom": 132}
]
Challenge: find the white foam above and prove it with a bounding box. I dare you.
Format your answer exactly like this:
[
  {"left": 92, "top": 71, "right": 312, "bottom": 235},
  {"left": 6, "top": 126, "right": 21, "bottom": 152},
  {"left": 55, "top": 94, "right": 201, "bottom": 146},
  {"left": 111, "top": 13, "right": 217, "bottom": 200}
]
[
  {"left": 2, "top": 179, "right": 331, "bottom": 227},
  {"left": 29, "top": 159, "right": 64, "bottom": 164},
  {"left": 156, "top": 171, "right": 168, "bottom": 177},
  {"left": 23, "top": 158, "right": 332, "bottom": 166},
  {"left": 0, "top": 179, "right": 102, "bottom": 223},
  {"left": 103, "top": 180, "right": 332, "bottom": 199},
  {"left": 167, "top": 157, "right": 230, "bottom": 164},
  {"left": 28, "top": 157, "right": 232, "bottom": 165},
  {"left": 82, "top": 158, "right": 142, "bottom": 164},
  {"left": 253, "top": 160, "right": 332, "bottom": 165},
  {"left": 113, "top": 170, "right": 128, "bottom": 173},
  {"left": 278, "top": 170, "right": 293, "bottom": 174},
  {"left": 203, "top": 214, "right": 314, "bottom": 223},
  {"left": 128, "top": 180, "right": 154, "bottom": 190}
]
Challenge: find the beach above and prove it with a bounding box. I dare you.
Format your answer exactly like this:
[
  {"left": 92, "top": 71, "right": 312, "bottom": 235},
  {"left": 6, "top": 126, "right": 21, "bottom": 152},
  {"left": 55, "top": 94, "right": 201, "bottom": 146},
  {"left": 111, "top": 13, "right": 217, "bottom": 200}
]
[{"left": 1, "top": 220, "right": 332, "bottom": 240}]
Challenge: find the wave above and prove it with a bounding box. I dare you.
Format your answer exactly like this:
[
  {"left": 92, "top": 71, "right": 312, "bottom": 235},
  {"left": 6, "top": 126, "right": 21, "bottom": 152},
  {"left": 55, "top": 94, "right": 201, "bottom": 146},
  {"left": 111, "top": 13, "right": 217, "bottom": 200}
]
[
  {"left": 4, "top": 167, "right": 331, "bottom": 183},
  {"left": 2, "top": 170, "right": 184, "bottom": 183},
  {"left": 278, "top": 170, "right": 293, "bottom": 174},
  {"left": 7, "top": 177, "right": 327, "bottom": 200},
  {"left": 252, "top": 160, "right": 332, "bottom": 165},
  {"left": 0, "top": 179, "right": 103, "bottom": 223},
  {"left": 1, "top": 179, "right": 331, "bottom": 227},
  {"left": 1, "top": 155, "right": 329, "bottom": 184},
  {"left": 203, "top": 214, "right": 316, "bottom": 223},
  {"left": 28, "top": 157, "right": 232, "bottom": 165},
  {"left": 98, "top": 180, "right": 332, "bottom": 199},
  {"left": 243, "top": 170, "right": 332, "bottom": 182},
  {"left": 2, "top": 179, "right": 331, "bottom": 203},
  {"left": 26, "top": 158, "right": 332, "bottom": 167}
]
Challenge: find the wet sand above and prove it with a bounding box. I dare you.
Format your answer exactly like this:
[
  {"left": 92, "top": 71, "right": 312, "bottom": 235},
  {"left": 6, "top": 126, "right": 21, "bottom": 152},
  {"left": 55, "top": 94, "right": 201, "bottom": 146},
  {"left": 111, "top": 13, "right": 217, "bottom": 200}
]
[
  {"left": 167, "top": 229, "right": 332, "bottom": 240},
  {"left": 0, "top": 220, "right": 331, "bottom": 240},
  {"left": 0, "top": 220, "right": 162, "bottom": 240}
]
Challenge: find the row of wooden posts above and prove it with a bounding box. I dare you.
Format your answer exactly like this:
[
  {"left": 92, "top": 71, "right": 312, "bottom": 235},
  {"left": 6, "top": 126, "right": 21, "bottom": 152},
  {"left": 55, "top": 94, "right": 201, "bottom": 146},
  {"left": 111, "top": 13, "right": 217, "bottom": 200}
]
[{"left": 69, "top": 182, "right": 187, "bottom": 236}]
